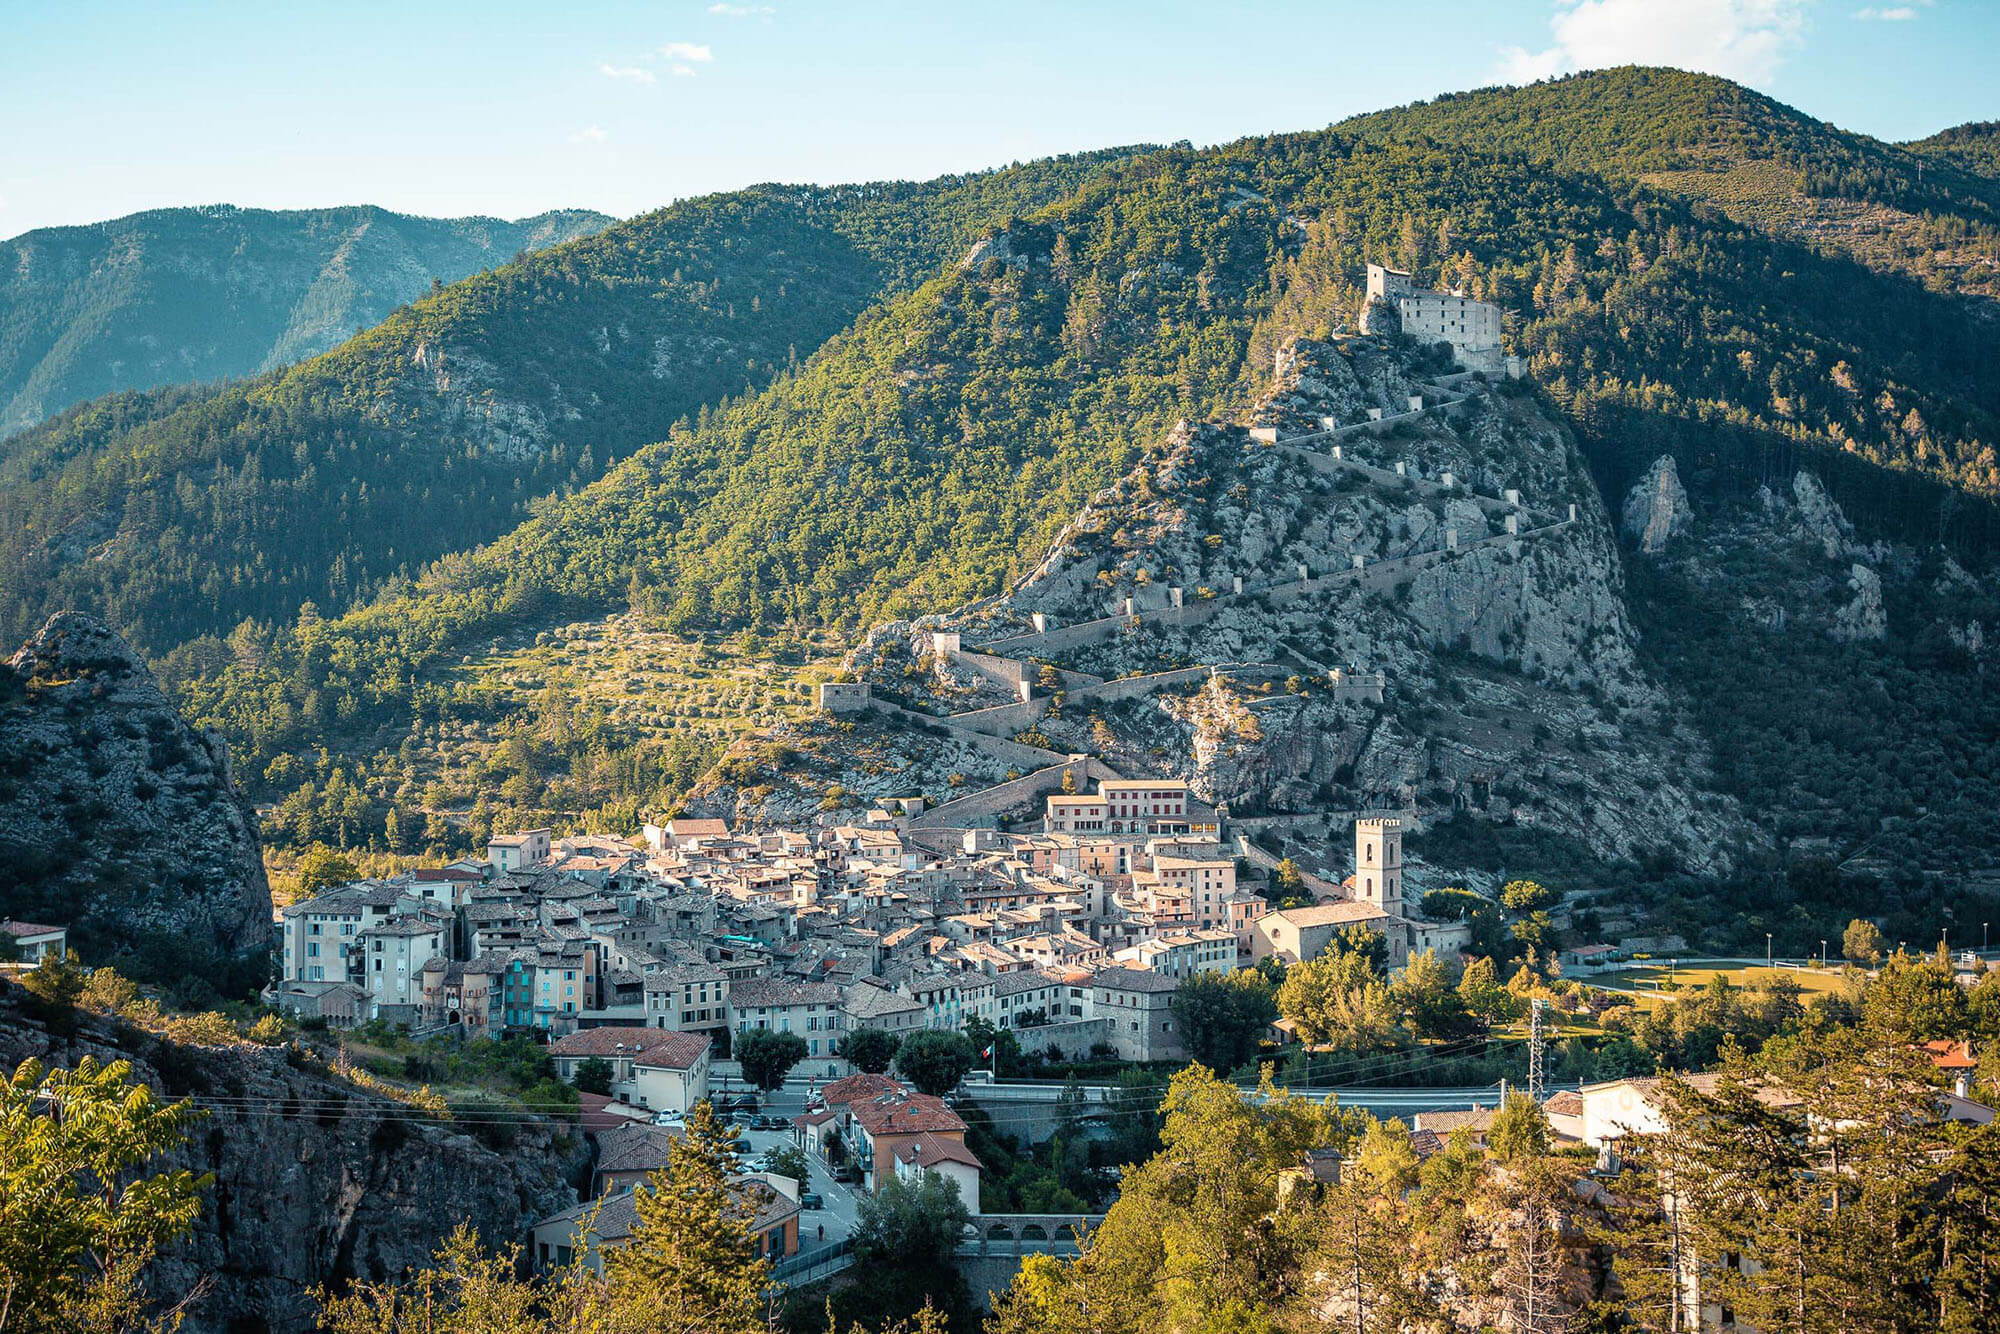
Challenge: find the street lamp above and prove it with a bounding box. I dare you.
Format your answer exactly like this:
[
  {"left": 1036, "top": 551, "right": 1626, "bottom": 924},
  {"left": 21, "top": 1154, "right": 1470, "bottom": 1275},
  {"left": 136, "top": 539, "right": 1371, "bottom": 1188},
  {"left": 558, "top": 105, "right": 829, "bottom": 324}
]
[
  {"left": 1766, "top": 933, "right": 1773, "bottom": 970},
  {"left": 1821, "top": 940, "right": 1828, "bottom": 969}
]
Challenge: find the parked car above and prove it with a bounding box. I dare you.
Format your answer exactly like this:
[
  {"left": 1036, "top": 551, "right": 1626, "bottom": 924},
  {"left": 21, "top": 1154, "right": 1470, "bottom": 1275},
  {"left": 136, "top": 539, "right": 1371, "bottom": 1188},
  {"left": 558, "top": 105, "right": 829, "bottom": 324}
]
[
  {"left": 831, "top": 1163, "right": 861, "bottom": 1184},
  {"left": 800, "top": 1192, "right": 824, "bottom": 1210},
  {"left": 652, "top": 1110, "right": 685, "bottom": 1127}
]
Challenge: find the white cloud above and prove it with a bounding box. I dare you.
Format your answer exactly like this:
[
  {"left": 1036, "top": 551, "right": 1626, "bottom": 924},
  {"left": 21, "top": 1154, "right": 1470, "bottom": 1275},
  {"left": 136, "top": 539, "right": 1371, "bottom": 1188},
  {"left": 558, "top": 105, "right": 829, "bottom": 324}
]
[
  {"left": 670, "top": 64, "right": 698, "bottom": 78},
  {"left": 571, "top": 125, "right": 609, "bottom": 143},
  {"left": 599, "top": 62, "right": 656, "bottom": 84},
  {"left": 707, "top": 2, "right": 773, "bottom": 13},
  {"left": 1854, "top": 5, "right": 1919, "bottom": 18},
  {"left": 660, "top": 41, "right": 714, "bottom": 63},
  {"left": 1497, "top": 0, "right": 1811, "bottom": 88}
]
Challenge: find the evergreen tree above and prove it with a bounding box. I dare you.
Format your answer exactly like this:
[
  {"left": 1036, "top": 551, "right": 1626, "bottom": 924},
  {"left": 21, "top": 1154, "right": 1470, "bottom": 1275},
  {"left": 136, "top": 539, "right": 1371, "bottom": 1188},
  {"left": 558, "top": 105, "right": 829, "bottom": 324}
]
[{"left": 604, "top": 1099, "right": 770, "bottom": 1334}]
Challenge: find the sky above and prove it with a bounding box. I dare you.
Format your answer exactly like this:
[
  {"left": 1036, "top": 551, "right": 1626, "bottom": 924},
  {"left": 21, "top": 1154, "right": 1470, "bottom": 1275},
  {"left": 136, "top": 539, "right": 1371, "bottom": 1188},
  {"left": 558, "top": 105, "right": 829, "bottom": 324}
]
[{"left": 2, "top": 0, "right": 1996, "bottom": 240}]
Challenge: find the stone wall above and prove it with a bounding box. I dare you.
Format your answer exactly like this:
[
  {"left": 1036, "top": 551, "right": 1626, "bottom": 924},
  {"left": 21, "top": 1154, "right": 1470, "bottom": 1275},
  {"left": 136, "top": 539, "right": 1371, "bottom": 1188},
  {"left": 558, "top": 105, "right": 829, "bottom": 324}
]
[
  {"left": 951, "top": 648, "right": 1032, "bottom": 693},
  {"left": 1006, "top": 1017, "right": 1113, "bottom": 1061},
  {"left": 946, "top": 697, "right": 1052, "bottom": 738},
  {"left": 1067, "top": 665, "right": 1212, "bottom": 706},
  {"left": 907, "top": 756, "right": 1117, "bottom": 830}
]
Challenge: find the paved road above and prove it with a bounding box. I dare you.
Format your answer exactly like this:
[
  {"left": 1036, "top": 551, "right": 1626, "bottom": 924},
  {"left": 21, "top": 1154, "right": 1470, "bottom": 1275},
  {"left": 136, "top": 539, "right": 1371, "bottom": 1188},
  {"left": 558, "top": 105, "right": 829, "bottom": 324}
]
[{"left": 725, "top": 1088, "right": 863, "bottom": 1257}]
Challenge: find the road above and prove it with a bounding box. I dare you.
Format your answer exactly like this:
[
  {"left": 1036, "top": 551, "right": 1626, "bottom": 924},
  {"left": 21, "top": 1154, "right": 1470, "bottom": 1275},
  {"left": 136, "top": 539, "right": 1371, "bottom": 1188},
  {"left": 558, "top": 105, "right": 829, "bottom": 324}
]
[{"left": 725, "top": 1087, "right": 862, "bottom": 1257}]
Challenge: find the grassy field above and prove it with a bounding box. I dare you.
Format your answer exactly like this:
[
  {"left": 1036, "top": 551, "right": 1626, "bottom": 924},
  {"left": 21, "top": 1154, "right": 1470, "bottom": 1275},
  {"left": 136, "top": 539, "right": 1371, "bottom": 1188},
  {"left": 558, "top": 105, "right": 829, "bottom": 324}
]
[{"left": 1584, "top": 961, "right": 1856, "bottom": 1000}]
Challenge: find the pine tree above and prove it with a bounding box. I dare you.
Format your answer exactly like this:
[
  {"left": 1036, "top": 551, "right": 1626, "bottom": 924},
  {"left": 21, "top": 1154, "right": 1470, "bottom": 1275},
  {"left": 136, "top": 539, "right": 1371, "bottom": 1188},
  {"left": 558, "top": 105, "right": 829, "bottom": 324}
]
[
  {"left": 603, "top": 1100, "right": 770, "bottom": 1334},
  {"left": 1938, "top": 1123, "right": 2000, "bottom": 1333}
]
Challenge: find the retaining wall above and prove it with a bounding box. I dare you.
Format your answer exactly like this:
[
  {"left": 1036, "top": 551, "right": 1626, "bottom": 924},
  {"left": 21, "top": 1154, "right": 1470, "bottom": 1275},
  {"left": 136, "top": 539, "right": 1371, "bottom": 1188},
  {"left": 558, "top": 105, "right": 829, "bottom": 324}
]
[{"left": 856, "top": 702, "right": 1067, "bottom": 771}]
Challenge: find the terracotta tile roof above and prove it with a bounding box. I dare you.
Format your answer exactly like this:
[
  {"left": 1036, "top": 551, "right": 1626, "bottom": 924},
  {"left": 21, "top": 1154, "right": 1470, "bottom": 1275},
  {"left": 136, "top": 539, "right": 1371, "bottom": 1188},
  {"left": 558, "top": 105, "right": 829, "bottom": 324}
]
[
  {"left": 1267, "top": 901, "right": 1390, "bottom": 928},
  {"left": 536, "top": 1176, "right": 795, "bottom": 1239},
  {"left": 0, "top": 920, "right": 63, "bottom": 937},
  {"left": 727, "top": 977, "right": 844, "bottom": 1009},
  {"left": 578, "top": 1092, "right": 633, "bottom": 1134},
  {"left": 820, "top": 1073, "right": 903, "bottom": 1107},
  {"left": 850, "top": 1088, "right": 966, "bottom": 1137},
  {"left": 549, "top": 1027, "right": 708, "bottom": 1067},
  {"left": 1088, "top": 966, "right": 1179, "bottom": 994},
  {"left": 594, "top": 1120, "right": 683, "bottom": 1174},
  {"left": 1926, "top": 1039, "right": 1979, "bottom": 1070},
  {"left": 897, "top": 1131, "right": 983, "bottom": 1172}
]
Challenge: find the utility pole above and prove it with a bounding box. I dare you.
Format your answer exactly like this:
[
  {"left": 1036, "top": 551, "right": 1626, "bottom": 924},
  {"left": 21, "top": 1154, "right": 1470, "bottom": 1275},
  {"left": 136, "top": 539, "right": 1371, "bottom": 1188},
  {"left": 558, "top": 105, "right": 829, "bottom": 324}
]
[{"left": 1527, "top": 997, "right": 1546, "bottom": 1104}]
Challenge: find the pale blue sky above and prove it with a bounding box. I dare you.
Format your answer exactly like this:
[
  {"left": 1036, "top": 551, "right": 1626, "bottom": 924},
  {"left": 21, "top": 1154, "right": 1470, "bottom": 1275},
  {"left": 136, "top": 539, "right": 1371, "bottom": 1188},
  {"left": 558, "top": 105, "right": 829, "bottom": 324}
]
[{"left": 3, "top": 0, "right": 1995, "bottom": 239}]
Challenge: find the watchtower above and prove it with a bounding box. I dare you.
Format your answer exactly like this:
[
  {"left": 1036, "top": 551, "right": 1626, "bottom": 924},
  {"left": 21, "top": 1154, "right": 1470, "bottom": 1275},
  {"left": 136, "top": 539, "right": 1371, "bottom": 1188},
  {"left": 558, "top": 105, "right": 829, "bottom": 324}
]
[{"left": 1354, "top": 817, "right": 1403, "bottom": 918}]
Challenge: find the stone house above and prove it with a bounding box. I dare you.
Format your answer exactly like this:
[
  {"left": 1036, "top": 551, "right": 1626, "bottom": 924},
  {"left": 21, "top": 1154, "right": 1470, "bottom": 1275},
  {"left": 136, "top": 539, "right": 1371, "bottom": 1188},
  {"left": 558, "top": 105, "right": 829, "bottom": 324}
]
[
  {"left": 1088, "top": 967, "right": 1185, "bottom": 1062},
  {"left": 1249, "top": 901, "right": 1399, "bottom": 967},
  {"left": 726, "top": 977, "right": 846, "bottom": 1067},
  {"left": 359, "top": 915, "right": 449, "bottom": 1020},
  {"left": 550, "top": 1027, "right": 711, "bottom": 1115},
  {"left": 843, "top": 980, "right": 926, "bottom": 1039},
  {"left": 893, "top": 1135, "right": 985, "bottom": 1215},
  {"left": 641, "top": 960, "right": 730, "bottom": 1037}
]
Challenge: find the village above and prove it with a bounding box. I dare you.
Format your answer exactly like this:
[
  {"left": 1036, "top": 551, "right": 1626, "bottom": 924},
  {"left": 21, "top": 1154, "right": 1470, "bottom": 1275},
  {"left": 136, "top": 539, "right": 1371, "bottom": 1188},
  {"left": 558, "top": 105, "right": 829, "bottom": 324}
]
[{"left": 237, "top": 267, "right": 1999, "bottom": 1315}]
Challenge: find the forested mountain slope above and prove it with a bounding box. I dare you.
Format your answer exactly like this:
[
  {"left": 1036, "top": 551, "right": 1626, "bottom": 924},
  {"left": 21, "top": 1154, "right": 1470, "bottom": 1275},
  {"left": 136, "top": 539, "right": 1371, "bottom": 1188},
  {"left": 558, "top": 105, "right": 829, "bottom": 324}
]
[
  {"left": 169, "top": 110, "right": 2000, "bottom": 903},
  {"left": 1335, "top": 66, "right": 2000, "bottom": 299},
  {"left": 0, "top": 203, "right": 611, "bottom": 436},
  {"left": 1908, "top": 122, "right": 2000, "bottom": 180},
  {"left": 0, "top": 151, "right": 1138, "bottom": 655}
]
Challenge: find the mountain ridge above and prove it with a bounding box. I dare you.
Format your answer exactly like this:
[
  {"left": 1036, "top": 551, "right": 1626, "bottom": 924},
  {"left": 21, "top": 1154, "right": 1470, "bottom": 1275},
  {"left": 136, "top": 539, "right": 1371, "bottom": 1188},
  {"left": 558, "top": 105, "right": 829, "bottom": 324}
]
[
  {"left": 0, "top": 151, "right": 1147, "bottom": 655},
  {"left": 0, "top": 202, "right": 614, "bottom": 436}
]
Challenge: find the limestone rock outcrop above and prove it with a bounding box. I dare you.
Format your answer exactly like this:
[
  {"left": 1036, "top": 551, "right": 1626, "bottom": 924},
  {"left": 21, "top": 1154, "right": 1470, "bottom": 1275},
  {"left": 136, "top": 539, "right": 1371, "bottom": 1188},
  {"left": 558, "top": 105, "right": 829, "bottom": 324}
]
[
  {"left": 1621, "top": 454, "right": 1693, "bottom": 553},
  {"left": 0, "top": 612, "right": 272, "bottom": 982},
  {"left": 1832, "top": 563, "right": 1888, "bottom": 641},
  {"left": 1790, "top": 471, "right": 1854, "bottom": 559},
  {"left": 815, "top": 337, "right": 1750, "bottom": 876},
  {"left": 0, "top": 980, "right": 581, "bottom": 1334}
]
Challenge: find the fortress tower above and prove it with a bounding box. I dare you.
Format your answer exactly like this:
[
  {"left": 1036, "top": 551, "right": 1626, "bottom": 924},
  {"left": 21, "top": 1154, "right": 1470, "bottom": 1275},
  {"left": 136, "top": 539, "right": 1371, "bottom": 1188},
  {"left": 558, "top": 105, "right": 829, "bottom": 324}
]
[
  {"left": 1354, "top": 817, "right": 1403, "bottom": 919},
  {"left": 1361, "top": 262, "right": 1508, "bottom": 375}
]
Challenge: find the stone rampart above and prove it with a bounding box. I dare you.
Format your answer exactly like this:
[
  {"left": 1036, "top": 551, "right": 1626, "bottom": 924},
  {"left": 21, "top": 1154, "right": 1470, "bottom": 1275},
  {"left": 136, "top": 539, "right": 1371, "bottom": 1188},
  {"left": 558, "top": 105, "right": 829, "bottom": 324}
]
[
  {"left": 947, "top": 697, "right": 1052, "bottom": 738},
  {"left": 1066, "top": 665, "right": 1212, "bottom": 706},
  {"left": 952, "top": 648, "right": 1032, "bottom": 693},
  {"left": 907, "top": 756, "right": 1118, "bottom": 830}
]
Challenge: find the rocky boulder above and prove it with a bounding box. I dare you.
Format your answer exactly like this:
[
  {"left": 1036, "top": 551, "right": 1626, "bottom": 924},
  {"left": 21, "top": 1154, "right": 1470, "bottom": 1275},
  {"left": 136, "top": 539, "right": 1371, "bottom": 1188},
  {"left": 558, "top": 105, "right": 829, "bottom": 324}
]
[
  {"left": 1621, "top": 454, "right": 1693, "bottom": 553},
  {"left": 0, "top": 612, "right": 273, "bottom": 990}
]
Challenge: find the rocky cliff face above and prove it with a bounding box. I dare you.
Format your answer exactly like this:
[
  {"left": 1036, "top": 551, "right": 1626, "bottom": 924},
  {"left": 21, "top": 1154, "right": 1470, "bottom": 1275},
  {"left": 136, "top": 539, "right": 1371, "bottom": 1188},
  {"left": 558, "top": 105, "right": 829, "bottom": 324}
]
[
  {"left": 0, "top": 981, "right": 582, "bottom": 1334},
  {"left": 780, "top": 338, "right": 1752, "bottom": 882},
  {"left": 0, "top": 613, "right": 272, "bottom": 984},
  {"left": 1621, "top": 454, "right": 1693, "bottom": 553}
]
